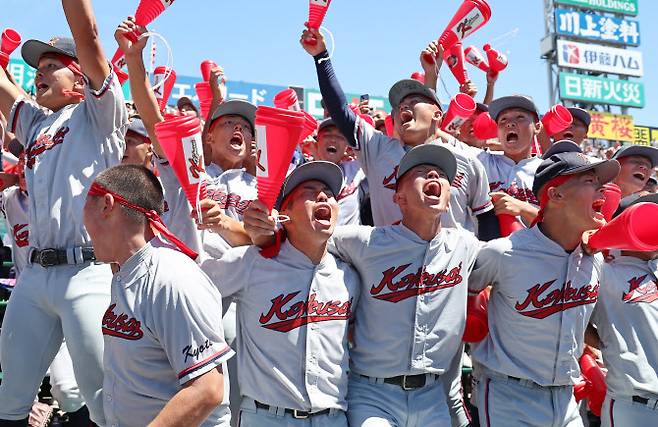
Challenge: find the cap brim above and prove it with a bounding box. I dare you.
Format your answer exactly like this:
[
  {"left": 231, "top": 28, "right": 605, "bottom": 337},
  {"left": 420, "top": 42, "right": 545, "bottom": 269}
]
[
  {"left": 21, "top": 39, "right": 76, "bottom": 69},
  {"left": 564, "top": 158, "right": 620, "bottom": 186},
  {"left": 613, "top": 145, "right": 658, "bottom": 168},
  {"left": 613, "top": 193, "right": 658, "bottom": 218},
  {"left": 567, "top": 108, "right": 591, "bottom": 127},
  {"left": 389, "top": 79, "right": 442, "bottom": 111},
  {"left": 318, "top": 118, "right": 336, "bottom": 133},
  {"left": 127, "top": 119, "right": 149, "bottom": 140},
  {"left": 396, "top": 143, "right": 457, "bottom": 184},
  {"left": 489, "top": 96, "right": 538, "bottom": 121},
  {"left": 277, "top": 161, "right": 344, "bottom": 210},
  {"left": 209, "top": 100, "right": 256, "bottom": 131},
  {"left": 542, "top": 140, "right": 582, "bottom": 159}
]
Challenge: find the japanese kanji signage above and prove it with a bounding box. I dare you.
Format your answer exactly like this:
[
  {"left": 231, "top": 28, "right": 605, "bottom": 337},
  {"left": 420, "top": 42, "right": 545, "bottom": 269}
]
[
  {"left": 555, "top": 8, "right": 640, "bottom": 46},
  {"left": 587, "top": 111, "right": 635, "bottom": 141},
  {"left": 559, "top": 72, "right": 644, "bottom": 108},
  {"left": 556, "top": 39, "right": 642, "bottom": 77},
  {"left": 633, "top": 126, "right": 658, "bottom": 146},
  {"left": 555, "top": 0, "right": 638, "bottom": 16},
  {"left": 7, "top": 59, "right": 35, "bottom": 93}
]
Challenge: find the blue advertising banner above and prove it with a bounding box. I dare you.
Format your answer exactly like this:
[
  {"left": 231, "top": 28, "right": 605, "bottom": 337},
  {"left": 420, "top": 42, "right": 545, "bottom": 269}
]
[{"left": 555, "top": 8, "right": 640, "bottom": 46}]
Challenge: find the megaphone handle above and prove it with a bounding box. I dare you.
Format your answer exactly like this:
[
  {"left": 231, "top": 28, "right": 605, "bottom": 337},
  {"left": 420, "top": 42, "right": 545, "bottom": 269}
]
[{"left": 422, "top": 52, "right": 435, "bottom": 65}]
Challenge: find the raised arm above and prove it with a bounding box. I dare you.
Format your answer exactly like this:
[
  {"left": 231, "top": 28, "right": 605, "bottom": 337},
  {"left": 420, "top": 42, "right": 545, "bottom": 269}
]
[
  {"left": 482, "top": 70, "right": 498, "bottom": 106},
  {"left": 61, "top": 0, "right": 111, "bottom": 90},
  {"left": 421, "top": 41, "right": 443, "bottom": 92},
  {"left": 115, "top": 17, "right": 165, "bottom": 157},
  {"left": 0, "top": 67, "right": 22, "bottom": 119}
]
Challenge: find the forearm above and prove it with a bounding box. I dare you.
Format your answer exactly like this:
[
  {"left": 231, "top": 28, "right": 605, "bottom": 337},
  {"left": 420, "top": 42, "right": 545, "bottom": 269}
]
[
  {"left": 483, "top": 81, "right": 495, "bottom": 105},
  {"left": 519, "top": 202, "right": 539, "bottom": 225},
  {"left": 424, "top": 72, "right": 438, "bottom": 92},
  {"left": 215, "top": 218, "right": 251, "bottom": 247},
  {"left": 0, "top": 67, "right": 20, "bottom": 119},
  {"left": 313, "top": 51, "right": 358, "bottom": 146}
]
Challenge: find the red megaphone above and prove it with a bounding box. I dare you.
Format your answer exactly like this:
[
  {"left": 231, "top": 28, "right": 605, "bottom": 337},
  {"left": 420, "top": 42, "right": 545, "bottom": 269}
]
[
  {"left": 194, "top": 82, "right": 212, "bottom": 120},
  {"left": 463, "top": 288, "right": 490, "bottom": 343},
  {"left": 200, "top": 60, "right": 218, "bottom": 82},
  {"left": 483, "top": 43, "right": 508, "bottom": 76},
  {"left": 441, "top": 93, "right": 476, "bottom": 134},
  {"left": 541, "top": 105, "right": 573, "bottom": 137},
  {"left": 307, "top": 0, "right": 333, "bottom": 29},
  {"left": 464, "top": 45, "right": 489, "bottom": 72},
  {"left": 0, "top": 28, "right": 21, "bottom": 69},
  {"left": 573, "top": 379, "right": 591, "bottom": 402},
  {"left": 410, "top": 71, "right": 425, "bottom": 83},
  {"left": 273, "top": 88, "right": 301, "bottom": 112},
  {"left": 473, "top": 111, "right": 498, "bottom": 140},
  {"left": 601, "top": 183, "right": 622, "bottom": 222},
  {"left": 443, "top": 43, "right": 469, "bottom": 85},
  {"left": 152, "top": 66, "right": 176, "bottom": 112},
  {"left": 498, "top": 214, "right": 524, "bottom": 237},
  {"left": 588, "top": 202, "right": 658, "bottom": 251},
  {"left": 384, "top": 114, "right": 394, "bottom": 137},
  {"left": 580, "top": 351, "right": 606, "bottom": 417}
]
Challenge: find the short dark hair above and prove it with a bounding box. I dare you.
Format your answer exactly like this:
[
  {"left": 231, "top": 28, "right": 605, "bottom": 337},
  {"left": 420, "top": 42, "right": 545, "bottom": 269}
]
[{"left": 94, "top": 164, "right": 164, "bottom": 226}]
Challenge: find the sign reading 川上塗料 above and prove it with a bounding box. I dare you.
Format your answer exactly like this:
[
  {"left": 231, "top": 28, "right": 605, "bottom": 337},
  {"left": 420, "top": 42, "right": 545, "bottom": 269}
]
[
  {"left": 587, "top": 110, "right": 634, "bottom": 142},
  {"left": 555, "top": 0, "right": 638, "bottom": 16},
  {"left": 555, "top": 8, "right": 640, "bottom": 46},
  {"left": 556, "top": 39, "right": 642, "bottom": 77},
  {"left": 559, "top": 72, "right": 644, "bottom": 108}
]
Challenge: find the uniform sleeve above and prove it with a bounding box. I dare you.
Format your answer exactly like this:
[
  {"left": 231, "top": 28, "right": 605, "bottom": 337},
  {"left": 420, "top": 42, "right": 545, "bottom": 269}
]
[
  {"left": 7, "top": 97, "right": 48, "bottom": 146},
  {"left": 468, "top": 238, "right": 506, "bottom": 294},
  {"left": 82, "top": 70, "right": 128, "bottom": 139},
  {"left": 327, "top": 225, "right": 370, "bottom": 266},
  {"left": 151, "top": 270, "right": 235, "bottom": 385},
  {"left": 201, "top": 245, "right": 253, "bottom": 298},
  {"left": 468, "top": 156, "right": 494, "bottom": 216}
]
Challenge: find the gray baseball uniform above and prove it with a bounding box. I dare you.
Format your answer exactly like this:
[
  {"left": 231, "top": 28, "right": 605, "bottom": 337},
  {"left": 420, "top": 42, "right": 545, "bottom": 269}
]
[
  {"left": 102, "top": 237, "right": 234, "bottom": 427},
  {"left": 593, "top": 255, "right": 658, "bottom": 427},
  {"left": 201, "top": 240, "right": 360, "bottom": 425},
  {"left": 476, "top": 150, "right": 542, "bottom": 207},
  {"left": 469, "top": 226, "right": 602, "bottom": 427},
  {"left": 335, "top": 160, "right": 367, "bottom": 226},
  {"left": 0, "top": 71, "right": 126, "bottom": 425}
]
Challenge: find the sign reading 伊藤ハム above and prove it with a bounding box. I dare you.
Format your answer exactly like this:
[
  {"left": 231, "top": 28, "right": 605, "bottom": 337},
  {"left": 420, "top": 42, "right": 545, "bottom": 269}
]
[
  {"left": 556, "top": 39, "right": 642, "bottom": 77},
  {"left": 555, "top": 0, "right": 638, "bottom": 16},
  {"left": 555, "top": 8, "right": 640, "bottom": 46},
  {"left": 559, "top": 73, "right": 644, "bottom": 108}
]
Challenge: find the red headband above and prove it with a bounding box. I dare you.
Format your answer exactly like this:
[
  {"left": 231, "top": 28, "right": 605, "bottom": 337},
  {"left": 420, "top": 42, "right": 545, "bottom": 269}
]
[
  {"left": 530, "top": 175, "right": 573, "bottom": 227},
  {"left": 88, "top": 182, "right": 198, "bottom": 260}
]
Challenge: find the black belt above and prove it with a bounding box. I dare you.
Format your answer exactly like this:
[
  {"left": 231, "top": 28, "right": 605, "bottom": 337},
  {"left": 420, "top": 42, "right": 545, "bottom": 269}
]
[
  {"left": 360, "top": 373, "right": 437, "bottom": 390},
  {"left": 631, "top": 395, "right": 658, "bottom": 406},
  {"left": 253, "top": 401, "right": 331, "bottom": 419},
  {"left": 30, "top": 247, "right": 96, "bottom": 267}
]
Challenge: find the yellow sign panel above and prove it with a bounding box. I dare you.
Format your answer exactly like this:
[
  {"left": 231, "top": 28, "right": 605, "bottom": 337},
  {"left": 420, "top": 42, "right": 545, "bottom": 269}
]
[
  {"left": 587, "top": 111, "right": 635, "bottom": 142},
  {"left": 633, "top": 126, "right": 658, "bottom": 146}
]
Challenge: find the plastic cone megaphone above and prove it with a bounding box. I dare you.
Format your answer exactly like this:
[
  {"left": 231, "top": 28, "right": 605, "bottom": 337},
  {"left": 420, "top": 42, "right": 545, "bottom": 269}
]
[
  {"left": 254, "top": 106, "right": 306, "bottom": 210},
  {"left": 440, "top": 93, "right": 476, "bottom": 134},
  {"left": 473, "top": 111, "right": 498, "bottom": 140},
  {"left": 301, "top": 110, "right": 318, "bottom": 141},
  {"left": 443, "top": 43, "right": 469, "bottom": 85},
  {"left": 306, "top": 0, "right": 332, "bottom": 29},
  {"left": 541, "top": 104, "right": 573, "bottom": 136},
  {"left": 194, "top": 82, "right": 213, "bottom": 120},
  {"left": 273, "top": 88, "right": 301, "bottom": 112},
  {"left": 410, "top": 71, "right": 425, "bottom": 83},
  {"left": 154, "top": 114, "right": 207, "bottom": 210},
  {"left": 498, "top": 214, "right": 524, "bottom": 237},
  {"left": 580, "top": 351, "right": 606, "bottom": 417},
  {"left": 384, "top": 114, "right": 394, "bottom": 137},
  {"left": 588, "top": 202, "right": 658, "bottom": 251},
  {"left": 200, "top": 59, "right": 218, "bottom": 82},
  {"left": 0, "top": 28, "right": 21, "bottom": 69},
  {"left": 573, "top": 379, "right": 591, "bottom": 402},
  {"left": 152, "top": 66, "right": 176, "bottom": 112},
  {"left": 463, "top": 288, "right": 490, "bottom": 343},
  {"left": 483, "top": 43, "right": 508, "bottom": 75},
  {"left": 464, "top": 45, "right": 489, "bottom": 72},
  {"left": 601, "top": 183, "right": 622, "bottom": 222},
  {"left": 438, "top": 0, "right": 491, "bottom": 50},
  {"left": 110, "top": 50, "right": 130, "bottom": 85}
]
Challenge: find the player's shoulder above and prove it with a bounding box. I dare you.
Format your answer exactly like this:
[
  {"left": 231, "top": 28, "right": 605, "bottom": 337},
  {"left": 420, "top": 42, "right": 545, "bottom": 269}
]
[
  {"left": 332, "top": 224, "right": 375, "bottom": 243},
  {"left": 445, "top": 226, "right": 479, "bottom": 246},
  {"left": 149, "top": 241, "right": 219, "bottom": 297}
]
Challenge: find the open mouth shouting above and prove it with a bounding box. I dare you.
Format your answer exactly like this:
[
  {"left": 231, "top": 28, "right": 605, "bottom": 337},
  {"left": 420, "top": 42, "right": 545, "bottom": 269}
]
[
  {"left": 229, "top": 132, "right": 245, "bottom": 151},
  {"left": 313, "top": 203, "right": 333, "bottom": 228},
  {"left": 325, "top": 144, "right": 338, "bottom": 154},
  {"left": 562, "top": 131, "right": 574, "bottom": 140},
  {"left": 423, "top": 180, "right": 443, "bottom": 203},
  {"left": 632, "top": 171, "right": 647, "bottom": 182},
  {"left": 399, "top": 110, "right": 414, "bottom": 127},
  {"left": 36, "top": 82, "right": 49, "bottom": 96},
  {"left": 591, "top": 198, "right": 606, "bottom": 222},
  {"left": 505, "top": 131, "right": 519, "bottom": 144}
]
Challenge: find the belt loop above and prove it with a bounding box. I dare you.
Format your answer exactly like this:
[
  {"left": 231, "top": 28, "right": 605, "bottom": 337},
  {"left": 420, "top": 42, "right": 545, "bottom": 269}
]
[
  {"left": 27, "top": 247, "right": 36, "bottom": 265},
  {"left": 75, "top": 247, "right": 84, "bottom": 264},
  {"left": 275, "top": 406, "right": 285, "bottom": 417},
  {"left": 66, "top": 248, "right": 75, "bottom": 265}
]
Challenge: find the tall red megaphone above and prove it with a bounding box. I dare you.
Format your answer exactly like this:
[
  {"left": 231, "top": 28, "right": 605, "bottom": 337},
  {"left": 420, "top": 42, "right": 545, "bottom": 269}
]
[
  {"left": 483, "top": 43, "right": 508, "bottom": 76},
  {"left": 443, "top": 43, "right": 469, "bottom": 85},
  {"left": 111, "top": 0, "right": 176, "bottom": 84},
  {"left": 152, "top": 66, "right": 176, "bottom": 112},
  {"left": 498, "top": 214, "right": 524, "bottom": 236},
  {"left": 200, "top": 59, "right": 218, "bottom": 82},
  {"left": 301, "top": 110, "right": 318, "bottom": 141},
  {"left": 473, "top": 111, "right": 498, "bottom": 140},
  {"left": 254, "top": 106, "right": 306, "bottom": 210},
  {"left": 464, "top": 45, "right": 489, "bottom": 72},
  {"left": 0, "top": 28, "right": 21, "bottom": 69},
  {"left": 580, "top": 351, "right": 606, "bottom": 417},
  {"left": 154, "top": 114, "right": 207, "bottom": 210},
  {"left": 273, "top": 88, "right": 301, "bottom": 112},
  {"left": 410, "top": 71, "right": 425, "bottom": 83},
  {"left": 306, "top": 0, "right": 332, "bottom": 29},
  {"left": 463, "top": 288, "right": 490, "bottom": 343},
  {"left": 541, "top": 104, "right": 573, "bottom": 136},
  {"left": 573, "top": 379, "right": 590, "bottom": 402},
  {"left": 384, "top": 114, "right": 394, "bottom": 137},
  {"left": 601, "top": 183, "right": 622, "bottom": 222},
  {"left": 588, "top": 202, "right": 658, "bottom": 251},
  {"left": 194, "top": 82, "right": 212, "bottom": 120},
  {"left": 441, "top": 93, "right": 476, "bottom": 134}
]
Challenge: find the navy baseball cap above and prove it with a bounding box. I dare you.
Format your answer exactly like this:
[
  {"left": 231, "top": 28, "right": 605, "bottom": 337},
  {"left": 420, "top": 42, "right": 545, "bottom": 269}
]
[
  {"left": 276, "top": 161, "right": 343, "bottom": 210},
  {"left": 208, "top": 100, "right": 256, "bottom": 132},
  {"left": 389, "top": 79, "right": 443, "bottom": 111},
  {"left": 542, "top": 140, "right": 582, "bottom": 159},
  {"left": 22, "top": 37, "right": 77, "bottom": 69},
  {"left": 396, "top": 143, "right": 457, "bottom": 184},
  {"left": 317, "top": 118, "right": 336, "bottom": 133},
  {"left": 613, "top": 193, "right": 658, "bottom": 219},
  {"left": 489, "top": 95, "right": 538, "bottom": 121},
  {"left": 612, "top": 145, "right": 658, "bottom": 168},
  {"left": 127, "top": 118, "right": 149, "bottom": 140},
  {"left": 533, "top": 144, "right": 620, "bottom": 197},
  {"left": 567, "top": 107, "right": 591, "bottom": 127}
]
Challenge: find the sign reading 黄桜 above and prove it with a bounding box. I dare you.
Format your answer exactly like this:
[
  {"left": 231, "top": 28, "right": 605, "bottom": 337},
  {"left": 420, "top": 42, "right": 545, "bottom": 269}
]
[
  {"left": 555, "top": 8, "right": 640, "bottom": 46},
  {"left": 587, "top": 110, "right": 634, "bottom": 142},
  {"left": 559, "top": 72, "right": 644, "bottom": 108},
  {"left": 556, "top": 39, "right": 642, "bottom": 77},
  {"left": 555, "top": 0, "right": 638, "bottom": 16},
  {"left": 633, "top": 126, "right": 658, "bottom": 146}
]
